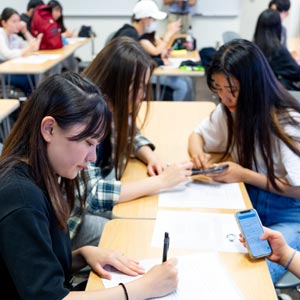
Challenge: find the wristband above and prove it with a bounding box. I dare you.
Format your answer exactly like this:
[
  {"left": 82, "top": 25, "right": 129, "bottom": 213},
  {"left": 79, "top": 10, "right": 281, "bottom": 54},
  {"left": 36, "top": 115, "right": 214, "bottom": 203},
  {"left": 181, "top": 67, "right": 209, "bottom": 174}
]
[
  {"left": 119, "top": 282, "right": 129, "bottom": 300},
  {"left": 284, "top": 250, "right": 297, "bottom": 270}
]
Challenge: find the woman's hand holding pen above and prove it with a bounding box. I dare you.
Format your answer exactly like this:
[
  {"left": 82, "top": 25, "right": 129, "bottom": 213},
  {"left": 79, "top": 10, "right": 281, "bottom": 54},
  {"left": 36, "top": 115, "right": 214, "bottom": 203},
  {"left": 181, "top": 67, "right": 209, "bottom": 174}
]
[{"left": 138, "top": 258, "right": 178, "bottom": 298}]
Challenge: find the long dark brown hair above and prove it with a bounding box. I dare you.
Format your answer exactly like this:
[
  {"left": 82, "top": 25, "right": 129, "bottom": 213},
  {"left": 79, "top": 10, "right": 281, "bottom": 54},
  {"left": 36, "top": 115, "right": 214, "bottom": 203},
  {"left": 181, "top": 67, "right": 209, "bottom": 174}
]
[
  {"left": 0, "top": 72, "right": 111, "bottom": 230},
  {"left": 83, "top": 36, "right": 155, "bottom": 179},
  {"left": 207, "top": 39, "right": 300, "bottom": 191}
]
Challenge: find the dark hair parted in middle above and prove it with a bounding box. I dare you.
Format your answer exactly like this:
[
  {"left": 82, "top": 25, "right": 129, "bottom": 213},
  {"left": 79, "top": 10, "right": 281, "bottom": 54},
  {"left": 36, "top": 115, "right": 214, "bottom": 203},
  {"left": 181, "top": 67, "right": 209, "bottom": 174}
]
[
  {"left": 207, "top": 39, "right": 300, "bottom": 191},
  {"left": 0, "top": 72, "right": 111, "bottom": 229},
  {"left": 83, "top": 36, "right": 155, "bottom": 179}
]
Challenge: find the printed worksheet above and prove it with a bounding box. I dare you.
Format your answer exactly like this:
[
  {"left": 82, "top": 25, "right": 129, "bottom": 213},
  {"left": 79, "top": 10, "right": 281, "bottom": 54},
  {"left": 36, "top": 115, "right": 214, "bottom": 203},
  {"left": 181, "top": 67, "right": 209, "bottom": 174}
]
[
  {"left": 102, "top": 253, "right": 242, "bottom": 300},
  {"left": 151, "top": 210, "right": 247, "bottom": 253},
  {"left": 159, "top": 181, "right": 246, "bottom": 209}
]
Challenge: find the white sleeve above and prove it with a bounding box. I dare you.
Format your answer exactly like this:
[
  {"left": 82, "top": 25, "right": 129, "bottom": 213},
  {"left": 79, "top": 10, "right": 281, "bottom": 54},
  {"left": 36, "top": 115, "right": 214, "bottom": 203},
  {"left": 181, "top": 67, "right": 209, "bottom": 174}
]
[
  {"left": 193, "top": 104, "right": 229, "bottom": 153},
  {"left": 280, "top": 113, "right": 300, "bottom": 186},
  {"left": 0, "top": 34, "right": 24, "bottom": 60}
]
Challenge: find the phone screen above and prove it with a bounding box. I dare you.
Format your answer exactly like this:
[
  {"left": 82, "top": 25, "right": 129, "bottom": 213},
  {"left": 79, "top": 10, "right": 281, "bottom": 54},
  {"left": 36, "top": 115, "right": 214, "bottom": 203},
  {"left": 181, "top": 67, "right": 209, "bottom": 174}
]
[{"left": 235, "top": 209, "right": 272, "bottom": 259}]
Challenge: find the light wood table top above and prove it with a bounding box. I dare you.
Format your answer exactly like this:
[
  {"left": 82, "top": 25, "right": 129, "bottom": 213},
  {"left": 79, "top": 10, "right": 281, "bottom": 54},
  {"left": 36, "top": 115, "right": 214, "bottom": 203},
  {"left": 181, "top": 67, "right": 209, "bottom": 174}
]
[
  {"left": 0, "top": 99, "right": 20, "bottom": 122},
  {"left": 86, "top": 219, "right": 277, "bottom": 300},
  {"left": 0, "top": 38, "right": 90, "bottom": 75},
  {"left": 112, "top": 101, "right": 253, "bottom": 219},
  {"left": 136, "top": 101, "right": 215, "bottom": 162}
]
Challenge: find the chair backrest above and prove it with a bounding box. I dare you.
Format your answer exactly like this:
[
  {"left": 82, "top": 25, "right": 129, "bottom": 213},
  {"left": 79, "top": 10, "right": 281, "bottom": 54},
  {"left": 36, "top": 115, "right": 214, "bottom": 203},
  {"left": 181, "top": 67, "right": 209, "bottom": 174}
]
[
  {"left": 222, "top": 31, "right": 241, "bottom": 44},
  {"left": 274, "top": 271, "right": 300, "bottom": 299}
]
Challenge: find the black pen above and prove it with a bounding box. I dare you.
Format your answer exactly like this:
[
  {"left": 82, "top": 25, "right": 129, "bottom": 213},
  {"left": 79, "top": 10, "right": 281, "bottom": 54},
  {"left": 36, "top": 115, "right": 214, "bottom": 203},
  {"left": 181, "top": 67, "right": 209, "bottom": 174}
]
[{"left": 162, "top": 232, "right": 169, "bottom": 262}]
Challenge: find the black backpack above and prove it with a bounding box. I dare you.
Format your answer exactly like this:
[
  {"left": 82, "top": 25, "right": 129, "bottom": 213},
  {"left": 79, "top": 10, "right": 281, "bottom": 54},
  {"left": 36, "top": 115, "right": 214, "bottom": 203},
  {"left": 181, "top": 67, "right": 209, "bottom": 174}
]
[{"left": 78, "top": 25, "right": 96, "bottom": 38}]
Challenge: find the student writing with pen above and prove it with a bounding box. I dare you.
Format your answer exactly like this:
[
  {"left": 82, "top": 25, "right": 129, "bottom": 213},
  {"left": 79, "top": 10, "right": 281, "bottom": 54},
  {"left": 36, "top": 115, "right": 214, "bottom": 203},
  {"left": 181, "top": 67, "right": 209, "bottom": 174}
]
[{"left": 0, "top": 71, "right": 178, "bottom": 299}]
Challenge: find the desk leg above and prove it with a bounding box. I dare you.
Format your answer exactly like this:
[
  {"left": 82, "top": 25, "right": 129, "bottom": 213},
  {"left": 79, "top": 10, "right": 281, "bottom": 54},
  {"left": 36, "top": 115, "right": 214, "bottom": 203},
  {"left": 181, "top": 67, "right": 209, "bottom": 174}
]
[
  {"left": 2, "top": 118, "right": 11, "bottom": 139},
  {"left": 1, "top": 74, "right": 7, "bottom": 99},
  {"left": 34, "top": 74, "right": 43, "bottom": 87},
  {"left": 156, "top": 76, "right": 161, "bottom": 100}
]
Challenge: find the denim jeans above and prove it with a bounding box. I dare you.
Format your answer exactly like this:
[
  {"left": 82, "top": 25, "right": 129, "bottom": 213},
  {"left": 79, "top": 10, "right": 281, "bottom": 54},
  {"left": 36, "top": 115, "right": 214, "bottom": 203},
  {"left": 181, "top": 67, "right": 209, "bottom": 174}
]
[
  {"left": 246, "top": 184, "right": 300, "bottom": 283},
  {"left": 152, "top": 75, "right": 193, "bottom": 101},
  {"left": 4, "top": 74, "right": 35, "bottom": 97}
]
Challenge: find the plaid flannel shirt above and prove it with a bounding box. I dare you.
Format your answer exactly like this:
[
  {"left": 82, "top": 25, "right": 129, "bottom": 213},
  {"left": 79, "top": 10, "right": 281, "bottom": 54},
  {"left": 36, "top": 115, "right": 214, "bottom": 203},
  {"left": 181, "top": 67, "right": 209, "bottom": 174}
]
[{"left": 68, "top": 130, "right": 155, "bottom": 240}]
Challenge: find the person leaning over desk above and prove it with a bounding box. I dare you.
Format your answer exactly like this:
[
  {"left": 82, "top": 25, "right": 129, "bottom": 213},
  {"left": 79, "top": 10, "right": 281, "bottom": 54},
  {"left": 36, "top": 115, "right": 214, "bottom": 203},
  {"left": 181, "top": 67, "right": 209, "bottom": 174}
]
[
  {"left": 188, "top": 39, "right": 300, "bottom": 284},
  {"left": 111, "top": 0, "right": 192, "bottom": 101},
  {"left": 68, "top": 36, "right": 193, "bottom": 251},
  {"left": 0, "top": 71, "right": 178, "bottom": 299}
]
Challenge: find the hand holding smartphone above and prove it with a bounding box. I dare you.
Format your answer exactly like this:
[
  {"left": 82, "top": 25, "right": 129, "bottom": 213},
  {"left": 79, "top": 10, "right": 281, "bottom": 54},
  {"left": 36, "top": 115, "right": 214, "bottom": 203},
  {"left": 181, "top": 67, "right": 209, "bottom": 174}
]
[
  {"left": 191, "top": 164, "right": 229, "bottom": 176},
  {"left": 235, "top": 209, "right": 272, "bottom": 259}
]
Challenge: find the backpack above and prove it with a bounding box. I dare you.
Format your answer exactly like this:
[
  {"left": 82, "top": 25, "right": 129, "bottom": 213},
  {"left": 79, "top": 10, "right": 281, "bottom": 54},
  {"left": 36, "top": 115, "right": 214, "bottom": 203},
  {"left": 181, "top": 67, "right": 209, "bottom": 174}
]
[
  {"left": 31, "top": 5, "right": 63, "bottom": 50},
  {"left": 78, "top": 25, "right": 95, "bottom": 38}
]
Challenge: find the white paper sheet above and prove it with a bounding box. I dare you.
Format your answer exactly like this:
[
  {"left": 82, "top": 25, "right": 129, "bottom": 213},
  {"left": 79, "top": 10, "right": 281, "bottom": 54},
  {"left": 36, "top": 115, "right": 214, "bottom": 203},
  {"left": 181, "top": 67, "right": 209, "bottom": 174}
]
[
  {"left": 66, "top": 37, "right": 87, "bottom": 44},
  {"left": 102, "top": 253, "right": 242, "bottom": 300},
  {"left": 152, "top": 210, "right": 246, "bottom": 253},
  {"left": 161, "top": 57, "right": 196, "bottom": 69},
  {"left": 11, "top": 54, "right": 61, "bottom": 64},
  {"left": 159, "top": 181, "right": 246, "bottom": 209}
]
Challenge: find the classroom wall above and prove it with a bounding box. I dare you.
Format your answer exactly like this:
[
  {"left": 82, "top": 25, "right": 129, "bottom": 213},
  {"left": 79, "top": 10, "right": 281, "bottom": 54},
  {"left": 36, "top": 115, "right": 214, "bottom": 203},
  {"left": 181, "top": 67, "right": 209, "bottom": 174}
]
[{"left": 1, "top": 0, "right": 299, "bottom": 62}]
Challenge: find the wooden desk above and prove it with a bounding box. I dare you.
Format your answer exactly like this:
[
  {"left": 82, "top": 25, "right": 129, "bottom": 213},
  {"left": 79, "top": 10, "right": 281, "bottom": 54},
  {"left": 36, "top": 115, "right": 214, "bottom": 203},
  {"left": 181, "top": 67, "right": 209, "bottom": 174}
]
[
  {"left": 86, "top": 219, "right": 277, "bottom": 300},
  {"left": 0, "top": 99, "right": 20, "bottom": 140},
  {"left": 153, "top": 50, "right": 204, "bottom": 100},
  {"left": 287, "top": 38, "right": 300, "bottom": 63},
  {"left": 0, "top": 38, "right": 90, "bottom": 98},
  {"left": 113, "top": 101, "right": 243, "bottom": 219}
]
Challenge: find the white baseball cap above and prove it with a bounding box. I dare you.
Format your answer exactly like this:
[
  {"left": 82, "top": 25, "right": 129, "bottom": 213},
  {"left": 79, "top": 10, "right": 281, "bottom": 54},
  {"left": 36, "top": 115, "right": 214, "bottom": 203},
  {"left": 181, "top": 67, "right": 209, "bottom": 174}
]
[{"left": 133, "top": 0, "right": 167, "bottom": 20}]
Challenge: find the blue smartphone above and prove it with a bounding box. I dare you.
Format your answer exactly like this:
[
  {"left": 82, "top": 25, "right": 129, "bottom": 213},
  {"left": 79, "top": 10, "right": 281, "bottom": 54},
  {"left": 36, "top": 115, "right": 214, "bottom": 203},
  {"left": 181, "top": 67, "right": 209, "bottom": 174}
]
[{"left": 235, "top": 209, "right": 272, "bottom": 259}]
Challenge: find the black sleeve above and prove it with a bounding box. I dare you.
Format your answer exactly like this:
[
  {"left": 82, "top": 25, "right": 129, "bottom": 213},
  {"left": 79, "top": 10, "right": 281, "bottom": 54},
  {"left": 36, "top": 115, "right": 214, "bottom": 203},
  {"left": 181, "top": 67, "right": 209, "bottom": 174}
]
[
  {"left": 270, "top": 47, "right": 300, "bottom": 80},
  {"left": 0, "top": 184, "right": 70, "bottom": 300}
]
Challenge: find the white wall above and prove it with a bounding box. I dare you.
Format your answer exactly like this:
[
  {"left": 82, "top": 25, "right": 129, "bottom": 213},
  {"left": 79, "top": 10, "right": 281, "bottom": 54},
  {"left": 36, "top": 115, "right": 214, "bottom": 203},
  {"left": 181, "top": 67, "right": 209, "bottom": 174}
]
[{"left": 1, "top": 0, "right": 299, "bottom": 62}]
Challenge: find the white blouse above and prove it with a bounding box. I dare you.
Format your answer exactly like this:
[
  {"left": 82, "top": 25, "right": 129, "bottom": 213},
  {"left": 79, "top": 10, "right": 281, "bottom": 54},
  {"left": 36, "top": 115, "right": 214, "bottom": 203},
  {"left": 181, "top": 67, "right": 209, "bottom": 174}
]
[
  {"left": 194, "top": 103, "right": 300, "bottom": 186},
  {"left": 0, "top": 27, "right": 27, "bottom": 61}
]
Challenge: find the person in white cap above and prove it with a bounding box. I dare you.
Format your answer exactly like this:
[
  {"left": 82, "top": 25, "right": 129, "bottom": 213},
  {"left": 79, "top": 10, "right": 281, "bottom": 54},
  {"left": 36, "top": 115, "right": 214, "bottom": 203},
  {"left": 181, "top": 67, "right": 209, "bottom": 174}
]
[
  {"left": 112, "top": 0, "right": 179, "bottom": 45},
  {"left": 111, "top": 0, "right": 193, "bottom": 101}
]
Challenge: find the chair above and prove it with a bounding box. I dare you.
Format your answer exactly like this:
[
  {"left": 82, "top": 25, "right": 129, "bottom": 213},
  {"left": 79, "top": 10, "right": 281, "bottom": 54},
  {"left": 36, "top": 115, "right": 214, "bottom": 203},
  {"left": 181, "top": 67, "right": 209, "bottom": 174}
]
[
  {"left": 275, "top": 271, "right": 300, "bottom": 300},
  {"left": 222, "top": 31, "right": 241, "bottom": 44}
]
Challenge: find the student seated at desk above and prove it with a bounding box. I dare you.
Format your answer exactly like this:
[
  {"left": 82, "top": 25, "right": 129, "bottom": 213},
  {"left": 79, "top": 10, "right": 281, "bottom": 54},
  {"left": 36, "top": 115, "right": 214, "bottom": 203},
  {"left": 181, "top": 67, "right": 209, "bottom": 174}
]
[
  {"left": 111, "top": 0, "right": 192, "bottom": 101},
  {"left": 0, "top": 71, "right": 178, "bottom": 298},
  {"left": 188, "top": 39, "right": 300, "bottom": 283},
  {"left": 140, "top": 30, "right": 193, "bottom": 101},
  {"left": 268, "top": 0, "right": 291, "bottom": 47},
  {"left": 0, "top": 7, "right": 42, "bottom": 96},
  {"left": 68, "top": 37, "right": 193, "bottom": 250},
  {"left": 47, "top": 0, "right": 78, "bottom": 72},
  {"left": 254, "top": 9, "right": 300, "bottom": 91},
  {"left": 20, "top": 0, "right": 44, "bottom": 36}
]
